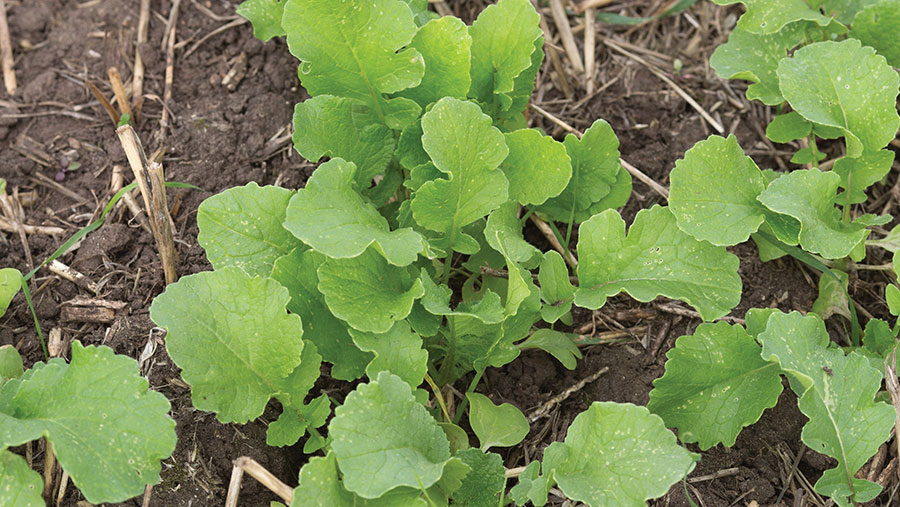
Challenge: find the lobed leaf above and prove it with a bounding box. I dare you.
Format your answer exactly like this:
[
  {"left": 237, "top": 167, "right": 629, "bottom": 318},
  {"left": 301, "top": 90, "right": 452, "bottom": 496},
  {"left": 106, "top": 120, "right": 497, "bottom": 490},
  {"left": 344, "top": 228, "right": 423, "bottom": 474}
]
[
  {"left": 0, "top": 450, "right": 42, "bottom": 507},
  {"left": 777, "top": 39, "right": 900, "bottom": 157},
  {"left": 832, "top": 150, "right": 895, "bottom": 205},
  {"left": 575, "top": 206, "right": 742, "bottom": 321},
  {"left": 150, "top": 268, "right": 305, "bottom": 422},
  {"left": 0, "top": 342, "right": 176, "bottom": 504},
  {"left": 648, "top": 322, "right": 783, "bottom": 449},
  {"left": 710, "top": 0, "right": 831, "bottom": 34},
  {"left": 853, "top": 0, "right": 900, "bottom": 67},
  {"left": 759, "top": 312, "right": 895, "bottom": 505},
  {"left": 329, "top": 371, "right": 452, "bottom": 498},
  {"left": 420, "top": 272, "right": 505, "bottom": 324},
  {"left": 542, "top": 402, "right": 696, "bottom": 506},
  {"left": 467, "top": 392, "right": 529, "bottom": 451},
  {"left": 453, "top": 448, "right": 505, "bottom": 506}
]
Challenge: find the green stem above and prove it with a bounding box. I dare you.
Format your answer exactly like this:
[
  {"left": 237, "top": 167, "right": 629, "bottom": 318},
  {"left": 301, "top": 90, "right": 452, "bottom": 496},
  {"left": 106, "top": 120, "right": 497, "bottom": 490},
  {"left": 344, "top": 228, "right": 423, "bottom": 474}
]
[
  {"left": 436, "top": 318, "right": 456, "bottom": 385},
  {"left": 808, "top": 134, "right": 820, "bottom": 170},
  {"left": 546, "top": 221, "right": 570, "bottom": 261},
  {"left": 452, "top": 369, "right": 485, "bottom": 425}
]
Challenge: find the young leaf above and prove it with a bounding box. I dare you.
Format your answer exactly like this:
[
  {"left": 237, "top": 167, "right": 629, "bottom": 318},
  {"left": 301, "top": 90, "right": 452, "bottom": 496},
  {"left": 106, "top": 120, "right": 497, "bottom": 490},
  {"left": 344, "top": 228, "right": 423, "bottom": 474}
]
[
  {"left": 575, "top": 206, "right": 742, "bottom": 321},
  {"left": 292, "top": 452, "right": 428, "bottom": 506},
  {"left": 349, "top": 321, "right": 428, "bottom": 388},
  {"left": 0, "top": 342, "right": 176, "bottom": 504},
  {"left": 196, "top": 182, "right": 300, "bottom": 277},
  {"left": 811, "top": 269, "right": 851, "bottom": 321},
  {"left": 832, "top": 150, "right": 894, "bottom": 205},
  {"left": 291, "top": 96, "right": 395, "bottom": 185},
  {"left": 852, "top": 0, "right": 900, "bottom": 67},
  {"left": 508, "top": 461, "right": 544, "bottom": 507},
  {"left": 401, "top": 0, "right": 439, "bottom": 27},
  {"left": 518, "top": 329, "right": 582, "bottom": 370},
  {"left": 266, "top": 343, "right": 324, "bottom": 447},
  {"left": 410, "top": 97, "right": 510, "bottom": 251},
  {"left": 284, "top": 158, "right": 424, "bottom": 266},
  {"left": 777, "top": 39, "right": 900, "bottom": 156},
  {"left": 759, "top": 312, "right": 895, "bottom": 505},
  {"left": 756, "top": 169, "right": 867, "bottom": 259},
  {"left": 647, "top": 322, "right": 783, "bottom": 450},
  {"left": 485, "top": 202, "right": 541, "bottom": 267},
  {"left": 420, "top": 272, "right": 506, "bottom": 324},
  {"left": 236, "top": 0, "right": 285, "bottom": 41},
  {"left": 330, "top": 371, "right": 452, "bottom": 498},
  {"left": 542, "top": 402, "right": 696, "bottom": 506},
  {"left": 467, "top": 0, "right": 542, "bottom": 114},
  {"left": 709, "top": 24, "right": 806, "bottom": 105},
  {"left": 282, "top": 0, "right": 424, "bottom": 128},
  {"left": 271, "top": 249, "right": 371, "bottom": 381},
  {"left": 467, "top": 392, "right": 529, "bottom": 451},
  {"left": 0, "top": 450, "right": 42, "bottom": 507},
  {"left": 0, "top": 268, "right": 22, "bottom": 317},
  {"left": 669, "top": 135, "right": 770, "bottom": 246},
  {"left": 0, "top": 346, "right": 23, "bottom": 388},
  {"left": 499, "top": 129, "right": 572, "bottom": 206},
  {"left": 538, "top": 251, "right": 575, "bottom": 323},
  {"left": 766, "top": 111, "right": 812, "bottom": 142},
  {"left": 453, "top": 448, "right": 506, "bottom": 506},
  {"left": 395, "top": 16, "right": 471, "bottom": 107},
  {"left": 317, "top": 247, "right": 424, "bottom": 334},
  {"left": 709, "top": 0, "right": 831, "bottom": 34},
  {"left": 150, "top": 268, "right": 305, "bottom": 422},
  {"left": 538, "top": 120, "right": 630, "bottom": 223}
]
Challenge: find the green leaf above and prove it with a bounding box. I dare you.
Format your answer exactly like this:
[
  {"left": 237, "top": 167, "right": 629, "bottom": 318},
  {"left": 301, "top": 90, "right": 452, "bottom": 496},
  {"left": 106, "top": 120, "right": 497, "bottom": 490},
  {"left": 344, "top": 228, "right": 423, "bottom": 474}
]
[
  {"left": 777, "top": 39, "right": 900, "bottom": 156},
  {"left": 853, "top": 0, "right": 900, "bottom": 67},
  {"left": 196, "top": 182, "right": 299, "bottom": 277},
  {"left": 150, "top": 268, "right": 304, "bottom": 422},
  {"left": 401, "top": 0, "right": 438, "bottom": 27},
  {"left": 467, "top": 392, "right": 529, "bottom": 451},
  {"left": 709, "top": 0, "right": 831, "bottom": 33},
  {"left": 888, "top": 284, "right": 900, "bottom": 316},
  {"left": 292, "top": 452, "right": 428, "bottom": 506},
  {"left": 330, "top": 372, "right": 451, "bottom": 498},
  {"left": 271, "top": 249, "right": 371, "bottom": 381},
  {"left": 291, "top": 96, "right": 395, "bottom": 184},
  {"left": 420, "top": 272, "right": 505, "bottom": 324},
  {"left": 756, "top": 168, "right": 867, "bottom": 259},
  {"left": 266, "top": 342, "right": 323, "bottom": 447},
  {"left": 410, "top": 97, "right": 509, "bottom": 250},
  {"left": 542, "top": 402, "right": 696, "bottom": 506},
  {"left": 396, "top": 16, "right": 471, "bottom": 107},
  {"left": 766, "top": 111, "right": 812, "bottom": 142},
  {"left": 868, "top": 223, "right": 900, "bottom": 252},
  {"left": 453, "top": 449, "right": 505, "bottom": 506},
  {"left": 575, "top": 206, "right": 742, "bottom": 321},
  {"left": 518, "top": 329, "right": 582, "bottom": 370},
  {"left": 317, "top": 247, "right": 425, "bottom": 334},
  {"left": 669, "top": 135, "right": 771, "bottom": 246},
  {"left": 709, "top": 24, "right": 807, "bottom": 105},
  {"left": 811, "top": 269, "right": 850, "bottom": 321},
  {"left": 0, "top": 450, "right": 42, "bottom": 507},
  {"left": 283, "top": 0, "right": 424, "bottom": 129},
  {"left": 538, "top": 120, "right": 630, "bottom": 223},
  {"left": 648, "top": 322, "right": 783, "bottom": 449},
  {"left": 859, "top": 318, "right": 898, "bottom": 372},
  {"left": 467, "top": 0, "right": 542, "bottom": 114},
  {"left": 485, "top": 202, "right": 541, "bottom": 267},
  {"left": 0, "top": 346, "right": 23, "bottom": 388},
  {"left": 236, "top": 0, "right": 285, "bottom": 41},
  {"left": 508, "top": 461, "right": 543, "bottom": 506},
  {"left": 350, "top": 321, "right": 428, "bottom": 388},
  {"left": 759, "top": 312, "right": 895, "bottom": 505},
  {"left": 538, "top": 251, "right": 575, "bottom": 323},
  {"left": 500, "top": 129, "right": 571, "bottom": 206},
  {"left": 832, "top": 150, "right": 894, "bottom": 205},
  {"left": 284, "top": 158, "right": 423, "bottom": 267},
  {"left": 820, "top": 0, "right": 880, "bottom": 23},
  {"left": 0, "top": 342, "right": 176, "bottom": 504},
  {"left": 0, "top": 268, "right": 22, "bottom": 317}
]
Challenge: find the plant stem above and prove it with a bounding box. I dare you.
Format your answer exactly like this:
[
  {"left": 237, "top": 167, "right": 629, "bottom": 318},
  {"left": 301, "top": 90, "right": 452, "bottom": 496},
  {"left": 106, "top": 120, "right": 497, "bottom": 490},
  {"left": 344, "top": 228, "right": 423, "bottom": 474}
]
[
  {"left": 452, "top": 369, "right": 485, "bottom": 425},
  {"left": 808, "top": 134, "right": 820, "bottom": 170},
  {"left": 423, "top": 373, "right": 451, "bottom": 423}
]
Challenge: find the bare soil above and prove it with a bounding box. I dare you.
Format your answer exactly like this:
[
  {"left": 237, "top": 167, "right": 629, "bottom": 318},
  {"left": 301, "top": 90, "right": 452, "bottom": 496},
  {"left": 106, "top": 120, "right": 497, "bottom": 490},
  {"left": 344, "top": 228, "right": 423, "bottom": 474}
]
[{"left": 0, "top": 1, "right": 897, "bottom": 506}]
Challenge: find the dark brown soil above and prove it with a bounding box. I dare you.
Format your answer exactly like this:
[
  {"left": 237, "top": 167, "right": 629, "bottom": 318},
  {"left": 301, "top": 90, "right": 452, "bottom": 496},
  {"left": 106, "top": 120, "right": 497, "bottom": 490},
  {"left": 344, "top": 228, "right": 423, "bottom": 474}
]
[{"left": 0, "top": 1, "right": 896, "bottom": 506}]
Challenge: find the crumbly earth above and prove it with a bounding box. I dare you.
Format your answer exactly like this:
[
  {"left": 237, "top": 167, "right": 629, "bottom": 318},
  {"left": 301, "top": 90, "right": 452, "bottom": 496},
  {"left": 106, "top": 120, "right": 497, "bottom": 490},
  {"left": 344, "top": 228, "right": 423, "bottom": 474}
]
[{"left": 0, "top": 1, "right": 896, "bottom": 506}]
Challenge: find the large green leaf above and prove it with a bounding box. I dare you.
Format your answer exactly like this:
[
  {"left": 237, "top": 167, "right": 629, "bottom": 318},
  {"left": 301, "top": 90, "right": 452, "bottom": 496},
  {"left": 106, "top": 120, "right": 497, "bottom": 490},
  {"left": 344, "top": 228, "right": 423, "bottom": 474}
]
[
  {"left": 710, "top": 0, "right": 831, "bottom": 33},
  {"left": 150, "top": 268, "right": 305, "bottom": 422},
  {"left": 467, "top": 392, "right": 529, "bottom": 451},
  {"left": 648, "top": 322, "right": 783, "bottom": 449},
  {"left": 410, "top": 97, "right": 509, "bottom": 251},
  {"left": 0, "top": 450, "right": 42, "bottom": 507},
  {"left": 759, "top": 312, "right": 895, "bottom": 505},
  {"left": 271, "top": 249, "right": 371, "bottom": 381},
  {"left": 236, "top": 0, "right": 285, "bottom": 41},
  {"left": 467, "top": 0, "right": 542, "bottom": 114},
  {"left": 537, "top": 120, "right": 630, "bottom": 223},
  {"left": 709, "top": 24, "right": 806, "bottom": 105},
  {"left": 197, "top": 182, "right": 299, "bottom": 277},
  {"left": 317, "top": 247, "right": 424, "bottom": 333},
  {"left": 853, "top": 0, "right": 900, "bottom": 67},
  {"left": 284, "top": 158, "right": 424, "bottom": 266},
  {"left": 0, "top": 342, "right": 175, "bottom": 504},
  {"left": 756, "top": 169, "right": 867, "bottom": 259},
  {"left": 669, "top": 135, "right": 770, "bottom": 246},
  {"left": 396, "top": 16, "right": 471, "bottom": 107},
  {"left": 349, "top": 321, "right": 428, "bottom": 388},
  {"left": 777, "top": 39, "right": 900, "bottom": 156},
  {"left": 499, "top": 129, "right": 571, "bottom": 206},
  {"left": 330, "top": 372, "right": 452, "bottom": 498},
  {"left": 282, "top": 0, "right": 424, "bottom": 128},
  {"left": 575, "top": 206, "right": 742, "bottom": 321},
  {"left": 542, "top": 402, "right": 696, "bottom": 506},
  {"left": 291, "top": 96, "right": 395, "bottom": 184},
  {"left": 0, "top": 268, "right": 19, "bottom": 318}
]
